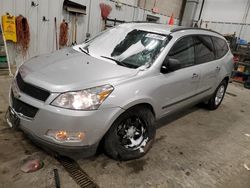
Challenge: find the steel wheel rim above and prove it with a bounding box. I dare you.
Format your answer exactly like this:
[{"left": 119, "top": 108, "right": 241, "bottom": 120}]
[
  {"left": 117, "top": 116, "right": 148, "bottom": 150},
  {"left": 215, "top": 85, "right": 225, "bottom": 106}
]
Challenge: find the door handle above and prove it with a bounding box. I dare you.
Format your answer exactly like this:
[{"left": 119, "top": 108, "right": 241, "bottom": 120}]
[
  {"left": 216, "top": 66, "right": 221, "bottom": 71},
  {"left": 192, "top": 73, "right": 199, "bottom": 78}
]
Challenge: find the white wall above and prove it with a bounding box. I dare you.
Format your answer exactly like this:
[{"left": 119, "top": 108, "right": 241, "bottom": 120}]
[
  {"left": 194, "top": 0, "right": 250, "bottom": 41},
  {"left": 0, "top": 0, "right": 178, "bottom": 67},
  {"left": 0, "top": 0, "right": 90, "bottom": 66},
  {"left": 138, "top": 0, "right": 183, "bottom": 18},
  {"left": 195, "top": 0, "right": 249, "bottom": 22}
]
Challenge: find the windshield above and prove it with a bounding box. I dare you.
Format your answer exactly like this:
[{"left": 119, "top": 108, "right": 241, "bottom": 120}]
[{"left": 79, "top": 25, "right": 170, "bottom": 68}]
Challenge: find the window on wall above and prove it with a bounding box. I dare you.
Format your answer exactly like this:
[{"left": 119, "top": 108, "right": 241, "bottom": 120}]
[
  {"left": 146, "top": 15, "right": 160, "bottom": 23},
  {"left": 212, "top": 37, "right": 229, "bottom": 59},
  {"left": 168, "top": 36, "right": 195, "bottom": 69},
  {"left": 194, "top": 35, "right": 215, "bottom": 64}
]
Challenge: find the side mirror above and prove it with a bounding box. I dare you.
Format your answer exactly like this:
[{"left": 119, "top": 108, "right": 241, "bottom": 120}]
[{"left": 160, "top": 57, "right": 181, "bottom": 74}]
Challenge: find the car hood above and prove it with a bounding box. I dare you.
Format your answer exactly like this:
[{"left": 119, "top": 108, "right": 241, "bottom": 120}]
[{"left": 20, "top": 48, "right": 138, "bottom": 92}]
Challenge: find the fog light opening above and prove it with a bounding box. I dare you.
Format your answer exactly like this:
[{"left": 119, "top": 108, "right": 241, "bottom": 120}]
[
  {"left": 46, "top": 130, "right": 85, "bottom": 142},
  {"left": 55, "top": 131, "right": 68, "bottom": 141}
]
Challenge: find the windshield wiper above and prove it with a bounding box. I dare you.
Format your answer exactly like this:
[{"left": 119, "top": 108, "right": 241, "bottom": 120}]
[
  {"left": 100, "top": 56, "right": 137, "bottom": 68},
  {"left": 83, "top": 45, "right": 89, "bottom": 53},
  {"left": 79, "top": 47, "right": 89, "bottom": 56}
]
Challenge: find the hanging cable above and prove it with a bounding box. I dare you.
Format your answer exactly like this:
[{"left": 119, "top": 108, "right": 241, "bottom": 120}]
[
  {"left": 59, "top": 20, "right": 69, "bottom": 48},
  {"left": 16, "top": 15, "right": 30, "bottom": 56}
]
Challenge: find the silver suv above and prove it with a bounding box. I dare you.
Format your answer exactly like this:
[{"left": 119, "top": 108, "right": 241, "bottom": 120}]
[{"left": 7, "top": 23, "right": 233, "bottom": 160}]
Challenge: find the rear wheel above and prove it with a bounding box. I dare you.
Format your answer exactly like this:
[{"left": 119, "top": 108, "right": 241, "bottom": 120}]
[
  {"left": 207, "top": 80, "right": 228, "bottom": 110},
  {"left": 104, "top": 106, "right": 155, "bottom": 161}
]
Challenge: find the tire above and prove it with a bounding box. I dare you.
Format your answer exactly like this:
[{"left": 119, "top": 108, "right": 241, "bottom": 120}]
[
  {"left": 207, "top": 80, "right": 228, "bottom": 110},
  {"left": 104, "top": 106, "right": 156, "bottom": 161}
]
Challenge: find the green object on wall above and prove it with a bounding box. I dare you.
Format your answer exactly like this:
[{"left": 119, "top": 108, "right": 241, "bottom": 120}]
[{"left": 0, "top": 56, "right": 7, "bottom": 63}]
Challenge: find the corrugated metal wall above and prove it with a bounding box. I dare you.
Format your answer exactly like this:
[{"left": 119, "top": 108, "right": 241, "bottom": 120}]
[
  {"left": 0, "top": 0, "right": 179, "bottom": 66},
  {"left": 194, "top": 0, "right": 250, "bottom": 41},
  {"left": 0, "top": 0, "right": 90, "bottom": 65}
]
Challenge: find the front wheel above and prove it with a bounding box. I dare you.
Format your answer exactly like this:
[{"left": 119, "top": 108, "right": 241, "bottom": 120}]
[
  {"left": 207, "top": 80, "right": 228, "bottom": 110},
  {"left": 104, "top": 106, "right": 156, "bottom": 161}
]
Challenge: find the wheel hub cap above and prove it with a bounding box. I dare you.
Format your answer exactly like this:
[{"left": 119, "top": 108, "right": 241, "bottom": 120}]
[
  {"left": 117, "top": 117, "right": 148, "bottom": 150},
  {"left": 215, "top": 85, "right": 225, "bottom": 106}
]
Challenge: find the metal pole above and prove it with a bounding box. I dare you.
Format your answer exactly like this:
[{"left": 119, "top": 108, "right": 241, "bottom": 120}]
[
  {"left": 239, "top": 0, "right": 250, "bottom": 39},
  {"left": 198, "top": 0, "right": 205, "bottom": 21},
  {"left": 179, "top": 0, "right": 187, "bottom": 26},
  {"left": 86, "top": 0, "right": 91, "bottom": 37},
  {"left": 54, "top": 17, "right": 58, "bottom": 50}
]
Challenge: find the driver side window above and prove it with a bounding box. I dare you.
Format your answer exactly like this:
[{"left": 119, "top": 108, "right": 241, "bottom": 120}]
[{"left": 168, "top": 36, "right": 195, "bottom": 69}]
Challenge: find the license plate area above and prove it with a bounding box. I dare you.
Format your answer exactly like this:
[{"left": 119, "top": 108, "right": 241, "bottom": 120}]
[{"left": 6, "top": 107, "right": 20, "bottom": 128}]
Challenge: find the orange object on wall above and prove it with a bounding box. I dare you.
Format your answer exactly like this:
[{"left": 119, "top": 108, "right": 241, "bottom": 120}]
[
  {"left": 59, "top": 20, "right": 69, "bottom": 47},
  {"left": 16, "top": 15, "right": 30, "bottom": 56},
  {"left": 168, "top": 14, "right": 174, "bottom": 25},
  {"left": 100, "top": 3, "right": 112, "bottom": 20}
]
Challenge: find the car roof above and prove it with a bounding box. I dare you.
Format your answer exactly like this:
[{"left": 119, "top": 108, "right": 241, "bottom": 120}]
[
  {"left": 119, "top": 22, "right": 224, "bottom": 39},
  {"left": 119, "top": 22, "right": 175, "bottom": 35}
]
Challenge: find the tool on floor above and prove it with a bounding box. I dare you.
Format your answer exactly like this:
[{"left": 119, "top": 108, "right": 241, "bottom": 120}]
[
  {"left": 226, "top": 92, "right": 237, "bottom": 97},
  {"left": 244, "top": 163, "right": 250, "bottom": 171},
  {"left": 57, "top": 156, "right": 99, "bottom": 188},
  {"left": 20, "top": 159, "right": 44, "bottom": 173},
  {"left": 54, "top": 168, "right": 61, "bottom": 188}
]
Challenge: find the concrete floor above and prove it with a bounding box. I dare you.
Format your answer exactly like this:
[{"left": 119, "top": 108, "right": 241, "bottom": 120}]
[{"left": 1, "top": 75, "right": 250, "bottom": 188}]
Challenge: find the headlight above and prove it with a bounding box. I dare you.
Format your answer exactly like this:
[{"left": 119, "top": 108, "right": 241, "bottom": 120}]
[{"left": 51, "top": 85, "right": 114, "bottom": 110}]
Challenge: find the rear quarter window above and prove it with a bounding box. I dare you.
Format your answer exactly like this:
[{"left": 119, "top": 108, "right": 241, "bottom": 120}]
[{"left": 212, "top": 37, "right": 229, "bottom": 59}]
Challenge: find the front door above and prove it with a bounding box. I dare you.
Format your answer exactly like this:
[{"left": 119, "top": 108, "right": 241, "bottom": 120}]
[{"left": 156, "top": 36, "right": 201, "bottom": 117}]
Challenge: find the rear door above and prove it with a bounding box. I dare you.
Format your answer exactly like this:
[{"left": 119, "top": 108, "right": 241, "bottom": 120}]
[
  {"left": 193, "top": 35, "right": 219, "bottom": 95},
  {"left": 212, "top": 36, "right": 231, "bottom": 85}
]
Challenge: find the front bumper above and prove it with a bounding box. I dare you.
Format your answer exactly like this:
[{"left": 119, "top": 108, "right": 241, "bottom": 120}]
[
  {"left": 21, "top": 125, "right": 99, "bottom": 158},
  {"left": 8, "top": 85, "right": 124, "bottom": 157}
]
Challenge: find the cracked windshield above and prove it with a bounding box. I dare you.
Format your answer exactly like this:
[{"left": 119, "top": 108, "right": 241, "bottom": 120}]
[{"left": 80, "top": 25, "right": 170, "bottom": 68}]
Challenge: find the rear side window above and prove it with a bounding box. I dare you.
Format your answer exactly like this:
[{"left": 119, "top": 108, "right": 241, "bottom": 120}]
[
  {"left": 194, "top": 35, "right": 215, "bottom": 64},
  {"left": 168, "top": 36, "right": 195, "bottom": 68},
  {"left": 212, "top": 37, "right": 229, "bottom": 59}
]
